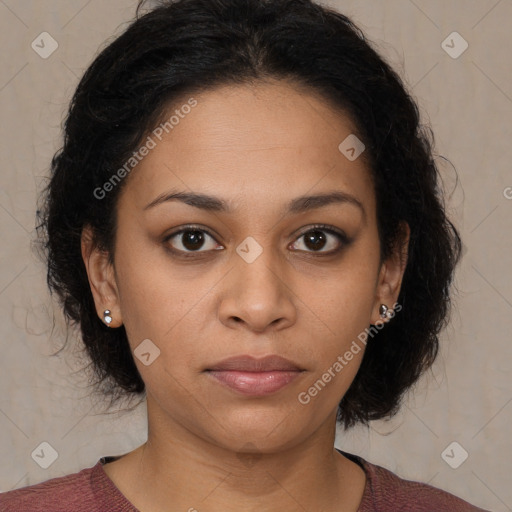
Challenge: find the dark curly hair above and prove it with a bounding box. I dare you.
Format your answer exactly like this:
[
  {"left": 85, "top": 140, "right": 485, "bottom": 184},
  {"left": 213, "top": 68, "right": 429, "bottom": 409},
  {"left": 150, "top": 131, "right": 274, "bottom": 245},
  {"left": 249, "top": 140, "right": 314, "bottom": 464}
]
[{"left": 37, "top": 0, "right": 462, "bottom": 429}]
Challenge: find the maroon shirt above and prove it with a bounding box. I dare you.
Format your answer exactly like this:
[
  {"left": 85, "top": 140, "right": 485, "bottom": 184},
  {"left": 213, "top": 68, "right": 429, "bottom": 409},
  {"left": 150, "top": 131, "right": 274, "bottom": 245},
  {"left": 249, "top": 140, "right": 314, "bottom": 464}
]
[{"left": 0, "top": 450, "right": 490, "bottom": 511}]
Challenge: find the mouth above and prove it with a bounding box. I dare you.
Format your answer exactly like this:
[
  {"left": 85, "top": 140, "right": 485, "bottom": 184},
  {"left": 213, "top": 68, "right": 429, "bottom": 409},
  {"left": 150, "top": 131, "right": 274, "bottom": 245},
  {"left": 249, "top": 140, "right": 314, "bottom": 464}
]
[
  {"left": 205, "top": 355, "right": 304, "bottom": 396},
  {"left": 205, "top": 356, "right": 305, "bottom": 397}
]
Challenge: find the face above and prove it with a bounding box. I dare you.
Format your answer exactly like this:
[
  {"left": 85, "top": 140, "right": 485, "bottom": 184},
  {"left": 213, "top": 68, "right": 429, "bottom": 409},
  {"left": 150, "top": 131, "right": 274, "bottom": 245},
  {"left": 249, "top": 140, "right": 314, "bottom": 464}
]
[{"left": 83, "top": 80, "right": 407, "bottom": 454}]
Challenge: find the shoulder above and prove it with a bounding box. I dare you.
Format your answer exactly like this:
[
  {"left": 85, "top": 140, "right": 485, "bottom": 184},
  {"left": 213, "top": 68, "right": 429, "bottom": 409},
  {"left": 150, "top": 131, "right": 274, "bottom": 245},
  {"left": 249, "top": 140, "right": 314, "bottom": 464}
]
[
  {"left": 339, "top": 450, "right": 491, "bottom": 512},
  {"left": 0, "top": 460, "right": 114, "bottom": 512}
]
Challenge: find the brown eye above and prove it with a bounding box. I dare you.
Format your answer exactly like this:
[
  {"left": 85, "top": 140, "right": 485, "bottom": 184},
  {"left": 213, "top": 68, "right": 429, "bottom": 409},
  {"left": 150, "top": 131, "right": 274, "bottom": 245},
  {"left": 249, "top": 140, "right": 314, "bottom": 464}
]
[
  {"left": 165, "top": 228, "right": 221, "bottom": 253},
  {"left": 290, "top": 225, "right": 348, "bottom": 254}
]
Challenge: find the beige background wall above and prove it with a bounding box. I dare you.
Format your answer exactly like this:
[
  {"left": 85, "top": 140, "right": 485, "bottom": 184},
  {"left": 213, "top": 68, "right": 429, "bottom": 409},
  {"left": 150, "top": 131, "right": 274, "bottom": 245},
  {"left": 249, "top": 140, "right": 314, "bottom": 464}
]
[{"left": 0, "top": 1, "right": 510, "bottom": 510}]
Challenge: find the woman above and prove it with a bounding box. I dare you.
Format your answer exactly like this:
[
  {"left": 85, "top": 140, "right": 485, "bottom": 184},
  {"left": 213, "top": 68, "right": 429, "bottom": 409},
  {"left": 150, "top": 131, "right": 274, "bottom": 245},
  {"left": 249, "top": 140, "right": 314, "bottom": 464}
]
[{"left": 0, "top": 0, "right": 491, "bottom": 510}]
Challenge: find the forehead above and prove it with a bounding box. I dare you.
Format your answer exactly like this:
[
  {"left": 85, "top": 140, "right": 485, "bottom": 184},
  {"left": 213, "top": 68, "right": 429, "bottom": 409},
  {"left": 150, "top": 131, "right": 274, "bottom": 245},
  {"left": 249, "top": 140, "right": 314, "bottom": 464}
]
[{"left": 120, "top": 80, "right": 375, "bottom": 217}]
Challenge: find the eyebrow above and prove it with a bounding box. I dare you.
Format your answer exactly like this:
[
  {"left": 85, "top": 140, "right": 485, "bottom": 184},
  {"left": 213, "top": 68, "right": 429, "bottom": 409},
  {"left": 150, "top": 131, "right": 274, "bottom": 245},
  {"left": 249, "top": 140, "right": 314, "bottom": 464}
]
[{"left": 144, "top": 189, "right": 366, "bottom": 221}]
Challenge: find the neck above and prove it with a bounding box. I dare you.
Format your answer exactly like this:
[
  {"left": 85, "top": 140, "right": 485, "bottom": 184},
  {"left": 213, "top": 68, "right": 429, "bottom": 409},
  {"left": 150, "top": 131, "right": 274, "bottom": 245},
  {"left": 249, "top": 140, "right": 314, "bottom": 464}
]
[{"left": 104, "top": 400, "right": 366, "bottom": 512}]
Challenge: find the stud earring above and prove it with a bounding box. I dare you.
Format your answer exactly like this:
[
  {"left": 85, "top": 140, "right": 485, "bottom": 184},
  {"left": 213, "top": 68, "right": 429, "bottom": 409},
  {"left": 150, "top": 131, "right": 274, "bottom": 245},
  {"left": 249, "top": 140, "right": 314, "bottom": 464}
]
[
  {"left": 379, "top": 304, "right": 392, "bottom": 319},
  {"left": 103, "top": 309, "right": 112, "bottom": 326}
]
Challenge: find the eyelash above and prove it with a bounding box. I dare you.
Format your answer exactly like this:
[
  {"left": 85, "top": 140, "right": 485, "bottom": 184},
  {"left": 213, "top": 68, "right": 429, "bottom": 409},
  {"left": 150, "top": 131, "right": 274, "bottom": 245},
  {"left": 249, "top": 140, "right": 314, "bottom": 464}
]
[{"left": 163, "top": 223, "right": 350, "bottom": 259}]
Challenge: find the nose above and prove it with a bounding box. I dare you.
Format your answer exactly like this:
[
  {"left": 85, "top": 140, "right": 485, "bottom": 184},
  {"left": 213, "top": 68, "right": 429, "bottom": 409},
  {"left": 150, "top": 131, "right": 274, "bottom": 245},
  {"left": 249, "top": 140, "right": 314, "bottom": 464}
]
[{"left": 217, "top": 244, "right": 297, "bottom": 333}]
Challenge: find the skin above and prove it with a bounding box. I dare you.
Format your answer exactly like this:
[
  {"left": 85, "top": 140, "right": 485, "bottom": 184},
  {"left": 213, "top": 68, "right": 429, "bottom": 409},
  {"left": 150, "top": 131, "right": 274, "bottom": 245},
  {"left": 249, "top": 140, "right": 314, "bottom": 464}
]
[{"left": 82, "top": 79, "right": 409, "bottom": 512}]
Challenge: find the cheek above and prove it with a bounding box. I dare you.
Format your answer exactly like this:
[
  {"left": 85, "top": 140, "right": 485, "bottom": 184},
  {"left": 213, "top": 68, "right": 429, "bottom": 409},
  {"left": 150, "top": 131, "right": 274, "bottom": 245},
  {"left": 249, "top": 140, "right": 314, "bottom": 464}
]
[
  {"left": 293, "top": 282, "right": 375, "bottom": 416},
  {"left": 299, "top": 244, "right": 379, "bottom": 386},
  {"left": 314, "top": 250, "right": 379, "bottom": 341},
  {"left": 112, "top": 230, "right": 182, "bottom": 350},
  {"left": 112, "top": 230, "right": 220, "bottom": 378}
]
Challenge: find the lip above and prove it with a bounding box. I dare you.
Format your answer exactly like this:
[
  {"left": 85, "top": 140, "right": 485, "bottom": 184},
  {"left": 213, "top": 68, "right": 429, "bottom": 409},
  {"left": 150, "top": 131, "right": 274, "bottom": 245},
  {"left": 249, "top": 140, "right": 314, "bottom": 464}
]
[
  {"left": 205, "top": 355, "right": 304, "bottom": 396},
  {"left": 206, "top": 355, "right": 303, "bottom": 372}
]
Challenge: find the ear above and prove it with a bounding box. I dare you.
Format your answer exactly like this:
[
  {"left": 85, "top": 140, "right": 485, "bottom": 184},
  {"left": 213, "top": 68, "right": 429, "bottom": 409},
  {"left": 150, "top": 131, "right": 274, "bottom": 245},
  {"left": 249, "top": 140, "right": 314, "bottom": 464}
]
[
  {"left": 81, "top": 225, "right": 123, "bottom": 328},
  {"left": 371, "top": 221, "right": 410, "bottom": 324}
]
